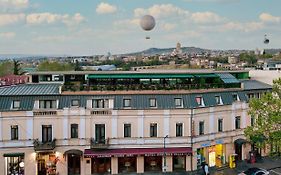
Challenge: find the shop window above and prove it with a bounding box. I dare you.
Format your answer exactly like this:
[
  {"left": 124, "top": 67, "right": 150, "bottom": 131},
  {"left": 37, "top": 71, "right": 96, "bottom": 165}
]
[
  {"left": 11, "top": 125, "right": 18, "bottom": 140},
  {"left": 150, "top": 123, "right": 157, "bottom": 137},
  {"left": 42, "top": 125, "right": 52, "bottom": 143},
  {"left": 71, "top": 99, "right": 80, "bottom": 107},
  {"left": 176, "top": 123, "right": 183, "bottom": 137},
  {"left": 173, "top": 156, "right": 185, "bottom": 171},
  {"left": 149, "top": 98, "right": 157, "bottom": 108},
  {"left": 95, "top": 124, "right": 105, "bottom": 143},
  {"left": 71, "top": 124, "right": 79, "bottom": 138},
  {"left": 218, "top": 119, "right": 223, "bottom": 132},
  {"left": 144, "top": 156, "right": 162, "bottom": 172},
  {"left": 93, "top": 99, "right": 109, "bottom": 108},
  {"left": 6, "top": 155, "right": 25, "bottom": 175},
  {"left": 174, "top": 98, "right": 183, "bottom": 108},
  {"left": 39, "top": 100, "right": 57, "bottom": 109},
  {"left": 235, "top": 116, "right": 241, "bottom": 129},
  {"left": 199, "top": 121, "right": 204, "bottom": 135},
  {"left": 13, "top": 100, "right": 20, "bottom": 109},
  {"left": 215, "top": 96, "right": 222, "bottom": 105},
  {"left": 118, "top": 157, "right": 137, "bottom": 173},
  {"left": 123, "top": 99, "right": 131, "bottom": 108},
  {"left": 124, "top": 124, "right": 131, "bottom": 138}
]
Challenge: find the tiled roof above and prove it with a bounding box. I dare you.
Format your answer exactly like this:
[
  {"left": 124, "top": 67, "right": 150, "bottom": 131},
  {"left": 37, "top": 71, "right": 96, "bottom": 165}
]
[
  {"left": 241, "top": 80, "right": 272, "bottom": 90},
  {"left": 0, "top": 83, "right": 61, "bottom": 96}
]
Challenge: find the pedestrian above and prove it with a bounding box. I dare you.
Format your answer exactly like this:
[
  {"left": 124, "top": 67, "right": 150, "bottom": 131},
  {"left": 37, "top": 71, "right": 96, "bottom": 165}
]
[
  {"left": 201, "top": 161, "right": 206, "bottom": 175},
  {"left": 204, "top": 163, "right": 209, "bottom": 175}
]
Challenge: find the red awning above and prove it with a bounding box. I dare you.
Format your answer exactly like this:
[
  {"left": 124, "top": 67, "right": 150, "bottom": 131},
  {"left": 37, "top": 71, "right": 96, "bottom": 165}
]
[{"left": 84, "top": 147, "right": 192, "bottom": 158}]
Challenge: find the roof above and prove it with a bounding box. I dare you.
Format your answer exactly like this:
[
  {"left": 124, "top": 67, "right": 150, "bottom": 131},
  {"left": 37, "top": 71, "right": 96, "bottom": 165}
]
[
  {"left": 216, "top": 73, "right": 240, "bottom": 84},
  {"left": 0, "top": 83, "right": 61, "bottom": 96},
  {"left": 241, "top": 80, "right": 272, "bottom": 90}
]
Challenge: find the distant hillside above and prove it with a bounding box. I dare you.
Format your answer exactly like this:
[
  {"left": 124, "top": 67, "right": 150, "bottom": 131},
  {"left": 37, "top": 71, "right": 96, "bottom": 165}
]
[{"left": 126, "top": 47, "right": 210, "bottom": 56}]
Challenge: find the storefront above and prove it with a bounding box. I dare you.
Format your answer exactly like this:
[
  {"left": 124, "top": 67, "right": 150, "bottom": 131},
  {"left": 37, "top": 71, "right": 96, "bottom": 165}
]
[
  {"left": 118, "top": 156, "right": 137, "bottom": 173},
  {"left": 173, "top": 155, "right": 186, "bottom": 171},
  {"left": 4, "top": 153, "right": 25, "bottom": 175},
  {"left": 144, "top": 156, "right": 162, "bottom": 172},
  {"left": 64, "top": 149, "right": 83, "bottom": 175},
  {"left": 197, "top": 141, "right": 226, "bottom": 168},
  {"left": 91, "top": 157, "right": 111, "bottom": 174},
  {"left": 36, "top": 152, "right": 58, "bottom": 175}
]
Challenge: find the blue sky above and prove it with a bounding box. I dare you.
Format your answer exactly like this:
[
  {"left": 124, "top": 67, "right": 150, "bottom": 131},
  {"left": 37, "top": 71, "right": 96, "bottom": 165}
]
[{"left": 0, "top": 0, "right": 280, "bottom": 55}]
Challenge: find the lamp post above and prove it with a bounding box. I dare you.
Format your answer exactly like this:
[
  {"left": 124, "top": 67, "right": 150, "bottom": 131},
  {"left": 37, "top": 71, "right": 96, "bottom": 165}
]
[{"left": 163, "top": 135, "right": 168, "bottom": 172}]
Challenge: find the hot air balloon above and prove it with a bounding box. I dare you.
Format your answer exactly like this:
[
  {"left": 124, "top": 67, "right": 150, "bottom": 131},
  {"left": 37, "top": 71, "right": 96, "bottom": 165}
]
[
  {"left": 264, "top": 34, "right": 269, "bottom": 44},
  {"left": 140, "top": 15, "right": 156, "bottom": 39}
]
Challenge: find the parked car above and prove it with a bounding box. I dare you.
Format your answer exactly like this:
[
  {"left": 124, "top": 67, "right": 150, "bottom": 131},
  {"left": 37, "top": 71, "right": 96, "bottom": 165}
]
[{"left": 238, "top": 167, "right": 269, "bottom": 175}]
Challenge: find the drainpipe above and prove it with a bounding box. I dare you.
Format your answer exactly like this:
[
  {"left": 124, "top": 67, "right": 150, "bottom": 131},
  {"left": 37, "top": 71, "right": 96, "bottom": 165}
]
[{"left": 190, "top": 108, "right": 194, "bottom": 171}]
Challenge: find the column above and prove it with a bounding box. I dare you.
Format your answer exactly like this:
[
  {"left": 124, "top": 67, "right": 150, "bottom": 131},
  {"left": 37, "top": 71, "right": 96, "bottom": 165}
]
[
  {"left": 85, "top": 158, "right": 91, "bottom": 175},
  {"left": 186, "top": 156, "right": 192, "bottom": 171},
  {"left": 111, "top": 157, "right": 118, "bottom": 174},
  {"left": 163, "top": 155, "right": 173, "bottom": 172},
  {"left": 137, "top": 156, "right": 144, "bottom": 173}
]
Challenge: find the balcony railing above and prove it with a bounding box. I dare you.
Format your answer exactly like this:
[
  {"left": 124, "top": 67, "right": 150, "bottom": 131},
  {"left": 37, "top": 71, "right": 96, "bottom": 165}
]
[
  {"left": 33, "top": 111, "right": 57, "bottom": 116},
  {"left": 33, "top": 139, "right": 56, "bottom": 151},
  {"left": 90, "top": 138, "right": 109, "bottom": 149}
]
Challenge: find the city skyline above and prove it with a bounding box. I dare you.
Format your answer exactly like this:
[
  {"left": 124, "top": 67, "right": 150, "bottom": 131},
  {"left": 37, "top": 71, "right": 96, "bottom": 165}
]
[{"left": 0, "top": 0, "right": 281, "bottom": 55}]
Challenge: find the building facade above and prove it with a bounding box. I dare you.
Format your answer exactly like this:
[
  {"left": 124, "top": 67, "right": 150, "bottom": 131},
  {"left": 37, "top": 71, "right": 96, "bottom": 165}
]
[{"left": 0, "top": 70, "right": 272, "bottom": 175}]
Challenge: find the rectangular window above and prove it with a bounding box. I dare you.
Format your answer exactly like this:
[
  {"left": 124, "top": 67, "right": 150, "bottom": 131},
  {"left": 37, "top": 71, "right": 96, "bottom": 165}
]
[
  {"left": 196, "top": 97, "right": 203, "bottom": 106},
  {"left": 13, "top": 101, "right": 20, "bottom": 109},
  {"left": 235, "top": 116, "right": 241, "bottom": 129},
  {"left": 71, "top": 99, "right": 80, "bottom": 107},
  {"left": 233, "top": 94, "right": 239, "bottom": 101},
  {"left": 175, "top": 98, "right": 183, "bottom": 108},
  {"left": 11, "top": 125, "right": 18, "bottom": 140},
  {"left": 251, "top": 116, "right": 255, "bottom": 127},
  {"left": 124, "top": 124, "right": 131, "bottom": 138},
  {"left": 123, "top": 99, "right": 131, "bottom": 108},
  {"left": 92, "top": 99, "right": 109, "bottom": 108},
  {"left": 218, "top": 119, "right": 223, "bottom": 132},
  {"left": 95, "top": 124, "right": 105, "bottom": 143},
  {"left": 42, "top": 125, "right": 52, "bottom": 142},
  {"left": 6, "top": 156, "right": 24, "bottom": 175},
  {"left": 248, "top": 93, "right": 255, "bottom": 99},
  {"left": 215, "top": 96, "right": 222, "bottom": 105},
  {"left": 176, "top": 123, "right": 183, "bottom": 137},
  {"left": 71, "top": 124, "right": 78, "bottom": 138},
  {"left": 199, "top": 121, "right": 204, "bottom": 135},
  {"left": 150, "top": 123, "right": 157, "bottom": 137},
  {"left": 39, "top": 100, "right": 57, "bottom": 109},
  {"left": 149, "top": 98, "right": 157, "bottom": 108}
]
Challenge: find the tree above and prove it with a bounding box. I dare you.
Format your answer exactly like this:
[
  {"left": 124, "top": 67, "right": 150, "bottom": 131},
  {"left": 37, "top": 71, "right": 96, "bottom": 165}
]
[
  {"left": 38, "top": 61, "right": 74, "bottom": 71},
  {"left": 0, "top": 61, "right": 13, "bottom": 76},
  {"left": 74, "top": 60, "right": 82, "bottom": 71},
  {"left": 245, "top": 78, "right": 281, "bottom": 156},
  {"left": 13, "top": 60, "right": 22, "bottom": 75}
]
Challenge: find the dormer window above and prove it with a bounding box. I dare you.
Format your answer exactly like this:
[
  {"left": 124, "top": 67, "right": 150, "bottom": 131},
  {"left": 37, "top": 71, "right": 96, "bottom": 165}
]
[
  {"left": 93, "top": 99, "right": 109, "bottom": 109},
  {"left": 215, "top": 96, "right": 222, "bottom": 105},
  {"left": 232, "top": 94, "right": 239, "bottom": 101},
  {"left": 196, "top": 96, "right": 204, "bottom": 106},
  {"left": 71, "top": 99, "right": 80, "bottom": 107},
  {"left": 39, "top": 100, "right": 57, "bottom": 109},
  {"left": 174, "top": 98, "right": 183, "bottom": 108},
  {"left": 149, "top": 98, "right": 157, "bottom": 108},
  {"left": 123, "top": 99, "right": 131, "bottom": 108},
  {"left": 12, "top": 100, "right": 20, "bottom": 109}
]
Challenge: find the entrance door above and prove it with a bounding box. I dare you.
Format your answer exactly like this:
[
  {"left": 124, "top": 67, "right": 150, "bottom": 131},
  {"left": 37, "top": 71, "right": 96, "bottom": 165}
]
[
  {"left": 37, "top": 159, "right": 46, "bottom": 175},
  {"left": 68, "top": 154, "right": 81, "bottom": 175},
  {"left": 95, "top": 124, "right": 105, "bottom": 143},
  {"left": 235, "top": 144, "right": 242, "bottom": 160}
]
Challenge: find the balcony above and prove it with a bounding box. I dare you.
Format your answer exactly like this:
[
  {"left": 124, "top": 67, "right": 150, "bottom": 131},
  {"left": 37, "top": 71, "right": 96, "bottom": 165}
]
[
  {"left": 90, "top": 138, "right": 109, "bottom": 150},
  {"left": 33, "top": 139, "right": 56, "bottom": 151}
]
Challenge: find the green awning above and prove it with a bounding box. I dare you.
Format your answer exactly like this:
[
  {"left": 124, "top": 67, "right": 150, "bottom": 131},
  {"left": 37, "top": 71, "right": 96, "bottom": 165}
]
[
  {"left": 88, "top": 73, "right": 194, "bottom": 79},
  {"left": 3, "top": 153, "right": 25, "bottom": 157}
]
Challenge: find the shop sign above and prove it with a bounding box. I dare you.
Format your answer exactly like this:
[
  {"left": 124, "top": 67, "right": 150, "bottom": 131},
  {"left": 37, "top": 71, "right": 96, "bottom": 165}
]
[
  {"left": 215, "top": 139, "right": 224, "bottom": 144},
  {"left": 201, "top": 142, "right": 211, "bottom": 147}
]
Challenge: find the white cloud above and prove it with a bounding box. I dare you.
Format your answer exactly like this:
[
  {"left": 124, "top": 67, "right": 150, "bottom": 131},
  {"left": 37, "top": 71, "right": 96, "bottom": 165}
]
[
  {"left": 162, "top": 23, "right": 176, "bottom": 31},
  {"left": 26, "top": 12, "right": 85, "bottom": 26},
  {"left": 191, "top": 11, "right": 224, "bottom": 24},
  {"left": 0, "top": 0, "right": 29, "bottom": 12},
  {"left": 96, "top": 2, "right": 117, "bottom": 14},
  {"left": 221, "top": 21, "right": 263, "bottom": 32},
  {"left": 0, "top": 32, "right": 16, "bottom": 39},
  {"left": 34, "top": 35, "right": 72, "bottom": 42},
  {"left": 134, "top": 4, "right": 189, "bottom": 19},
  {"left": 0, "top": 13, "right": 25, "bottom": 26},
  {"left": 259, "top": 13, "right": 280, "bottom": 23}
]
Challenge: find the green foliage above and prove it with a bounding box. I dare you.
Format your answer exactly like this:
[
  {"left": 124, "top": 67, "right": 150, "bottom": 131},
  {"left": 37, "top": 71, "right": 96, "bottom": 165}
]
[
  {"left": 239, "top": 53, "right": 257, "bottom": 65},
  {"left": 13, "top": 60, "right": 23, "bottom": 75},
  {"left": 0, "top": 61, "right": 13, "bottom": 76},
  {"left": 38, "top": 61, "right": 74, "bottom": 71},
  {"left": 245, "top": 79, "right": 281, "bottom": 153}
]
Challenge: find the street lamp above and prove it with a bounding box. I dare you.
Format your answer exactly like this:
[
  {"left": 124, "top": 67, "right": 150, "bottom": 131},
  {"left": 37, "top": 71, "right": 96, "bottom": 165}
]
[{"left": 163, "top": 135, "right": 169, "bottom": 172}]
